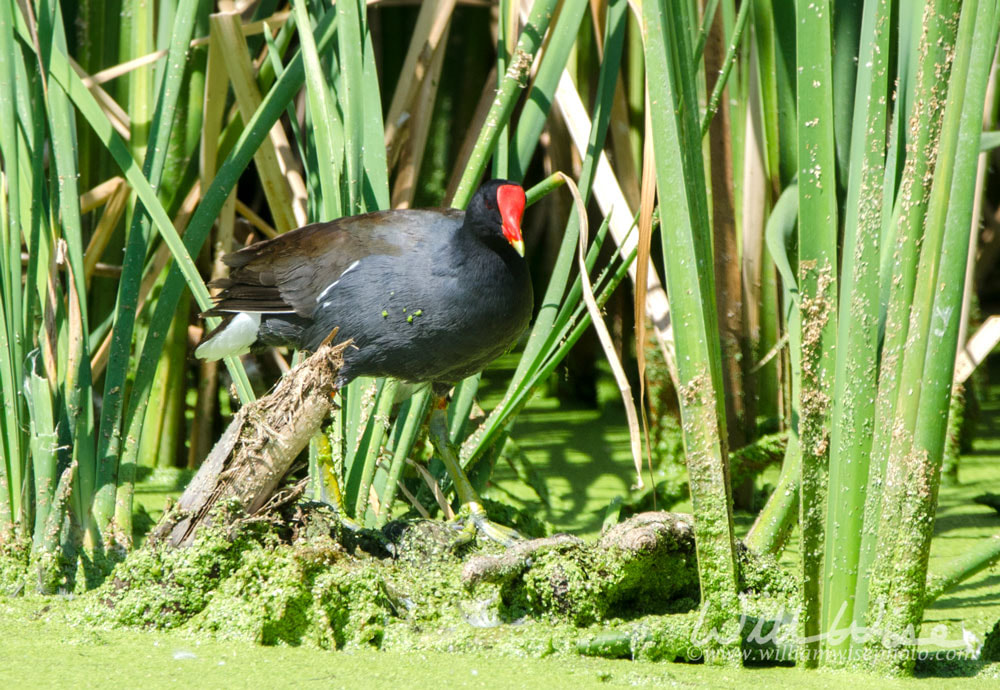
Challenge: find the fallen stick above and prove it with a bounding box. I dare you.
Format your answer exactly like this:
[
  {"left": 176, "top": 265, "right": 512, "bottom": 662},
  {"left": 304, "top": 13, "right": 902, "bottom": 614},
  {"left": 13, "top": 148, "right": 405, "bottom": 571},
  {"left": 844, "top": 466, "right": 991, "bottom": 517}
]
[{"left": 150, "top": 338, "right": 351, "bottom": 547}]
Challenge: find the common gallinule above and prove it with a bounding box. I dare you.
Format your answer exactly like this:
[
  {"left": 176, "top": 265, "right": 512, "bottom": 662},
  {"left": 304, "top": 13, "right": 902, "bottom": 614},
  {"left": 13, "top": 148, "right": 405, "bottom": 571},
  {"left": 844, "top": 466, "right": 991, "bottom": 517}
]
[{"left": 196, "top": 179, "right": 532, "bottom": 541}]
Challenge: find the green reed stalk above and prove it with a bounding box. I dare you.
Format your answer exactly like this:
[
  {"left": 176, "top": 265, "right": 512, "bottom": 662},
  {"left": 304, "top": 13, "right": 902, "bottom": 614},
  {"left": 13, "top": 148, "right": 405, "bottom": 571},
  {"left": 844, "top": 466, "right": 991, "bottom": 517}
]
[
  {"left": 336, "top": 0, "right": 366, "bottom": 213},
  {"left": 746, "top": 185, "right": 800, "bottom": 556},
  {"left": 871, "top": 1, "right": 999, "bottom": 671},
  {"left": 854, "top": 0, "right": 960, "bottom": 650},
  {"left": 821, "top": 0, "right": 893, "bottom": 663},
  {"left": 39, "top": 0, "right": 96, "bottom": 548},
  {"left": 509, "top": 0, "right": 589, "bottom": 180},
  {"left": 642, "top": 0, "right": 740, "bottom": 664},
  {"left": 794, "top": 0, "right": 840, "bottom": 665},
  {"left": 451, "top": 0, "right": 558, "bottom": 207},
  {"left": 91, "top": 0, "right": 202, "bottom": 547},
  {"left": 294, "top": 0, "right": 342, "bottom": 219},
  {"left": 0, "top": 0, "right": 25, "bottom": 541}
]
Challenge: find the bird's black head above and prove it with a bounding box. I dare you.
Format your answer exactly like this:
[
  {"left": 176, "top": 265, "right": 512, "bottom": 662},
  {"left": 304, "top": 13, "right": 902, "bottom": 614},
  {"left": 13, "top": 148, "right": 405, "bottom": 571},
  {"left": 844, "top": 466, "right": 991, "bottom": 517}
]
[{"left": 465, "top": 179, "right": 526, "bottom": 256}]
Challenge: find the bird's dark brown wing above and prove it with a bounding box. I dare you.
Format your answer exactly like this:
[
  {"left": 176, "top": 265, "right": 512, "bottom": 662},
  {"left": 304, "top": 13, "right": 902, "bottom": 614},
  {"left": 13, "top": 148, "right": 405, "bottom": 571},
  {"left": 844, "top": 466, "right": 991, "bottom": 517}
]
[{"left": 202, "top": 208, "right": 463, "bottom": 318}]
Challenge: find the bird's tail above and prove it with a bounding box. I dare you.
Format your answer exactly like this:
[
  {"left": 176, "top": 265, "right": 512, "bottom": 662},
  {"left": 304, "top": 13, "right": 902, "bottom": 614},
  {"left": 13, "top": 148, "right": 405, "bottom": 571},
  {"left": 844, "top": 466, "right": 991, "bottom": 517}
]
[{"left": 194, "top": 312, "right": 261, "bottom": 360}]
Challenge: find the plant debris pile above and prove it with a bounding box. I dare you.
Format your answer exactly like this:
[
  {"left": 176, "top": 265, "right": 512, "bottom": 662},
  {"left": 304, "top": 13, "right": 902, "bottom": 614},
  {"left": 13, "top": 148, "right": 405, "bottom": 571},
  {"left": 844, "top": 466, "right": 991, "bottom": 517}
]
[{"left": 85, "top": 503, "right": 762, "bottom": 657}]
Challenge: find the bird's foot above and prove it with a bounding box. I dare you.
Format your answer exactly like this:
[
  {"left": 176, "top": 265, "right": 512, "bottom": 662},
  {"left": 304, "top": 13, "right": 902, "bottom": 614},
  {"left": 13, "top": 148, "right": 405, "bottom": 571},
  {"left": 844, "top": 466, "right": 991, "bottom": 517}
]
[
  {"left": 314, "top": 498, "right": 364, "bottom": 532},
  {"left": 338, "top": 514, "right": 365, "bottom": 533},
  {"left": 450, "top": 501, "right": 523, "bottom": 549}
]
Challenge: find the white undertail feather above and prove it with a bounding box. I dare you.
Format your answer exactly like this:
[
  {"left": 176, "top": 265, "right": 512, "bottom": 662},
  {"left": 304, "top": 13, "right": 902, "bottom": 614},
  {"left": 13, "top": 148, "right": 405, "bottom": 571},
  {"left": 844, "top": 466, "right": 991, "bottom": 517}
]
[{"left": 195, "top": 312, "right": 261, "bottom": 360}]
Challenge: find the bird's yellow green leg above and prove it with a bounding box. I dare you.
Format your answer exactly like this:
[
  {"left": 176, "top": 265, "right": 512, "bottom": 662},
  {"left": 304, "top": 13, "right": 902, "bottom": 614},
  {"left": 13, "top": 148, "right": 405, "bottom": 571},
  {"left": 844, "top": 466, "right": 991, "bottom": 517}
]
[
  {"left": 427, "top": 403, "right": 522, "bottom": 546},
  {"left": 315, "top": 431, "right": 363, "bottom": 532}
]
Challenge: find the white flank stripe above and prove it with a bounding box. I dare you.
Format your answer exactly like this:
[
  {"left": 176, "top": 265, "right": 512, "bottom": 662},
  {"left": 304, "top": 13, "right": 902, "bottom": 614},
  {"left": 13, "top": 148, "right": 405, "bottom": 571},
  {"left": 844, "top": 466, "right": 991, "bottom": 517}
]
[
  {"left": 212, "top": 307, "right": 297, "bottom": 314},
  {"left": 195, "top": 312, "right": 261, "bottom": 360},
  {"left": 316, "top": 260, "right": 361, "bottom": 303}
]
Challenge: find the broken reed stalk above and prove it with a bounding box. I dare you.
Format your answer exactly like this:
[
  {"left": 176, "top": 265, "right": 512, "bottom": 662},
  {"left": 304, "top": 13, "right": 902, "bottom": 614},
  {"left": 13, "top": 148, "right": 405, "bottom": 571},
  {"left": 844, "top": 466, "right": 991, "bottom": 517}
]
[
  {"left": 922, "top": 534, "right": 1000, "bottom": 605},
  {"left": 150, "top": 338, "right": 351, "bottom": 547}
]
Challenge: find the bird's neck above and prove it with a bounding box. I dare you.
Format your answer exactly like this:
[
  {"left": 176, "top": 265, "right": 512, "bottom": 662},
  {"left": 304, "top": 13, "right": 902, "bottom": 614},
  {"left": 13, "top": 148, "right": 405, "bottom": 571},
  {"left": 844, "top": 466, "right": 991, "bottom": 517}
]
[{"left": 455, "top": 222, "right": 518, "bottom": 263}]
